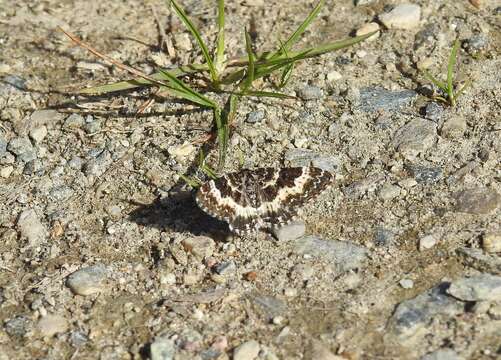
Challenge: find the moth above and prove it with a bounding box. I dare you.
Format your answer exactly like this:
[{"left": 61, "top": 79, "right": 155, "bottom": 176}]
[{"left": 195, "top": 166, "right": 332, "bottom": 234}]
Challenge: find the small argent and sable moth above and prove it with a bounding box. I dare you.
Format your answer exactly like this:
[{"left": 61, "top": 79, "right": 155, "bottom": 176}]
[{"left": 195, "top": 166, "right": 333, "bottom": 234}]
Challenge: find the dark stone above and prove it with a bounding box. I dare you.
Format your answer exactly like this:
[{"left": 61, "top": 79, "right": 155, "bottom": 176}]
[
  {"left": 408, "top": 165, "right": 443, "bottom": 184},
  {"left": 359, "top": 87, "right": 417, "bottom": 112}
]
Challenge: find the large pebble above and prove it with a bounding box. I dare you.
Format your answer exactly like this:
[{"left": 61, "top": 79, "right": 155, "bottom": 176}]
[
  {"left": 392, "top": 119, "right": 437, "bottom": 160},
  {"left": 483, "top": 232, "right": 501, "bottom": 253},
  {"left": 233, "top": 340, "right": 260, "bottom": 360},
  {"left": 359, "top": 87, "right": 417, "bottom": 112},
  {"left": 66, "top": 264, "right": 107, "bottom": 296},
  {"left": 181, "top": 236, "right": 215, "bottom": 259},
  {"left": 37, "top": 314, "right": 68, "bottom": 337},
  {"left": 420, "top": 349, "right": 462, "bottom": 360},
  {"left": 150, "top": 336, "right": 175, "bottom": 360},
  {"left": 30, "top": 110, "right": 65, "bottom": 126},
  {"left": 271, "top": 221, "right": 306, "bottom": 241},
  {"left": 293, "top": 236, "right": 368, "bottom": 272},
  {"left": 455, "top": 187, "right": 499, "bottom": 214},
  {"left": 7, "top": 137, "right": 36, "bottom": 162},
  {"left": 447, "top": 274, "right": 501, "bottom": 301},
  {"left": 17, "top": 209, "right": 47, "bottom": 246},
  {"left": 441, "top": 117, "right": 466, "bottom": 138},
  {"left": 29, "top": 125, "right": 48, "bottom": 143},
  {"left": 379, "top": 4, "right": 421, "bottom": 30},
  {"left": 297, "top": 84, "right": 323, "bottom": 100}
]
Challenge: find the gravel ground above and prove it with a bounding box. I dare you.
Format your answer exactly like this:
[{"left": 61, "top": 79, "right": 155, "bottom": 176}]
[{"left": 0, "top": 0, "right": 500, "bottom": 359}]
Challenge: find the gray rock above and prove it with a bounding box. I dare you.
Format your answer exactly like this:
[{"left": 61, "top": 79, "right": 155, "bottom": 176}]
[
  {"left": 2, "top": 75, "right": 27, "bottom": 90},
  {"left": 374, "top": 228, "right": 395, "bottom": 247},
  {"left": 181, "top": 236, "right": 215, "bottom": 259},
  {"left": 249, "top": 294, "right": 287, "bottom": 321},
  {"left": 271, "top": 221, "right": 306, "bottom": 242},
  {"left": 233, "top": 340, "right": 260, "bottom": 360},
  {"left": 30, "top": 109, "right": 65, "bottom": 126},
  {"left": 421, "top": 349, "right": 462, "bottom": 360},
  {"left": 4, "top": 315, "right": 30, "bottom": 337},
  {"left": 68, "top": 156, "right": 84, "bottom": 170},
  {"left": 246, "top": 110, "right": 265, "bottom": 123},
  {"left": 441, "top": 116, "right": 466, "bottom": 138},
  {"left": 66, "top": 264, "right": 108, "bottom": 296},
  {"left": 424, "top": 102, "right": 444, "bottom": 121},
  {"left": 7, "top": 137, "right": 36, "bottom": 163},
  {"left": 284, "top": 148, "right": 341, "bottom": 173},
  {"left": 23, "top": 159, "right": 44, "bottom": 175},
  {"left": 408, "top": 165, "right": 442, "bottom": 184},
  {"left": 214, "top": 260, "right": 236, "bottom": 275},
  {"left": 379, "top": 4, "right": 421, "bottom": 30},
  {"left": 457, "top": 247, "right": 501, "bottom": 275},
  {"left": 455, "top": 187, "right": 499, "bottom": 214},
  {"left": 29, "top": 125, "right": 47, "bottom": 143},
  {"left": 392, "top": 119, "right": 437, "bottom": 160},
  {"left": 17, "top": 209, "right": 47, "bottom": 246},
  {"left": 49, "top": 185, "right": 74, "bottom": 202},
  {"left": 64, "top": 113, "right": 85, "bottom": 128},
  {"left": 293, "top": 236, "right": 368, "bottom": 272},
  {"left": 70, "top": 330, "right": 89, "bottom": 347},
  {"left": 464, "top": 34, "right": 488, "bottom": 54},
  {"left": 83, "top": 116, "right": 101, "bottom": 134},
  {"left": 387, "top": 283, "right": 463, "bottom": 343},
  {"left": 297, "top": 84, "right": 323, "bottom": 100},
  {"left": 447, "top": 274, "right": 501, "bottom": 301},
  {"left": 150, "top": 336, "right": 175, "bottom": 360},
  {"left": 83, "top": 150, "right": 112, "bottom": 178},
  {"left": 359, "top": 87, "right": 417, "bottom": 112},
  {"left": 37, "top": 314, "right": 68, "bottom": 337},
  {"left": 0, "top": 133, "right": 7, "bottom": 155}
]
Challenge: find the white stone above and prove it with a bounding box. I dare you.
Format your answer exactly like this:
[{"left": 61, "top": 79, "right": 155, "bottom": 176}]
[
  {"left": 29, "top": 125, "right": 47, "bottom": 143},
  {"left": 0, "top": 165, "right": 14, "bottom": 178},
  {"left": 356, "top": 22, "right": 380, "bottom": 42},
  {"left": 483, "top": 232, "right": 501, "bottom": 253},
  {"left": 419, "top": 234, "right": 439, "bottom": 250},
  {"left": 379, "top": 4, "right": 421, "bottom": 30},
  {"left": 326, "top": 70, "right": 342, "bottom": 82},
  {"left": 37, "top": 314, "right": 68, "bottom": 337},
  {"left": 399, "top": 278, "right": 414, "bottom": 289},
  {"left": 17, "top": 209, "right": 47, "bottom": 246},
  {"left": 168, "top": 142, "right": 195, "bottom": 160},
  {"left": 379, "top": 183, "right": 401, "bottom": 201},
  {"left": 233, "top": 340, "right": 260, "bottom": 360}
]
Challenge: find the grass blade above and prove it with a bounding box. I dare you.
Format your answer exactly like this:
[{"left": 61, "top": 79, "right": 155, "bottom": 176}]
[
  {"left": 242, "top": 90, "right": 295, "bottom": 99},
  {"left": 447, "top": 39, "right": 459, "bottom": 104},
  {"left": 269, "top": 0, "right": 325, "bottom": 60},
  {"left": 169, "top": 0, "right": 218, "bottom": 82},
  {"left": 158, "top": 69, "right": 217, "bottom": 108},
  {"left": 422, "top": 69, "right": 447, "bottom": 92},
  {"left": 243, "top": 29, "right": 255, "bottom": 91},
  {"left": 214, "top": 0, "right": 225, "bottom": 74}
]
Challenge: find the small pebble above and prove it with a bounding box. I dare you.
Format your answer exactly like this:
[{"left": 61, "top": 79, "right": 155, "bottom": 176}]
[
  {"left": 160, "top": 273, "right": 177, "bottom": 286},
  {"left": 168, "top": 142, "right": 195, "bottom": 160},
  {"left": 488, "top": 302, "right": 501, "bottom": 320},
  {"left": 246, "top": 110, "right": 265, "bottom": 123},
  {"left": 4, "top": 315, "right": 30, "bottom": 337},
  {"left": 447, "top": 274, "right": 501, "bottom": 301},
  {"left": 233, "top": 340, "right": 260, "bottom": 360},
  {"left": 271, "top": 221, "right": 306, "bottom": 242},
  {"left": 455, "top": 188, "right": 500, "bottom": 215},
  {"left": 284, "top": 287, "right": 298, "bottom": 297},
  {"left": 379, "top": 4, "right": 421, "bottom": 30},
  {"left": 17, "top": 209, "right": 47, "bottom": 247},
  {"left": 0, "top": 165, "right": 14, "bottom": 178},
  {"left": 399, "top": 279, "right": 414, "bottom": 289},
  {"left": 297, "top": 84, "right": 323, "bottom": 100},
  {"left": 66, "top": 264, "right": 107, "bottom": 296},
  {"left": 29, "top": 125, "right": 48, "bottom": 143},
  {"left": 441, "top": 116, "right": 466, "bottom": 138},
  {"left": 378, "top": 183, "right": 401, "bottom": 201},
  {"left": 64, "top": 114, "right": 85, "bottom": 128},
  {"left": 419, "top": 234, "right": 439, "bottom": 251},
  {"left": 326, "top": 70, "right": 342, "bottom": 82},
  {"left": 214, "top": 261, "right": 236, "bottom": 276},
  {"left": 37, "top": 314, "right": 68, "bottom": 337},
  {"left": 356, "top": 22, "right": 380, "bottom": 42},
  {"left": 7, "top": 137, "right": 36, "bottom": 163},
  {"left": 181, "top": 236, "right": 216, "bottom": 259},
  {"left": 150, "top": 336, "right": 175, "bottom": 360},
  {"left": 483, "top": 232, "right": 501, "bottom": 253}
]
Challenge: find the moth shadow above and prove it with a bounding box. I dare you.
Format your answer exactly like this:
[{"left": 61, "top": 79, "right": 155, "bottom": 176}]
[{"left": 127, "top": 190, "right": 230, "bottom": 236}]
